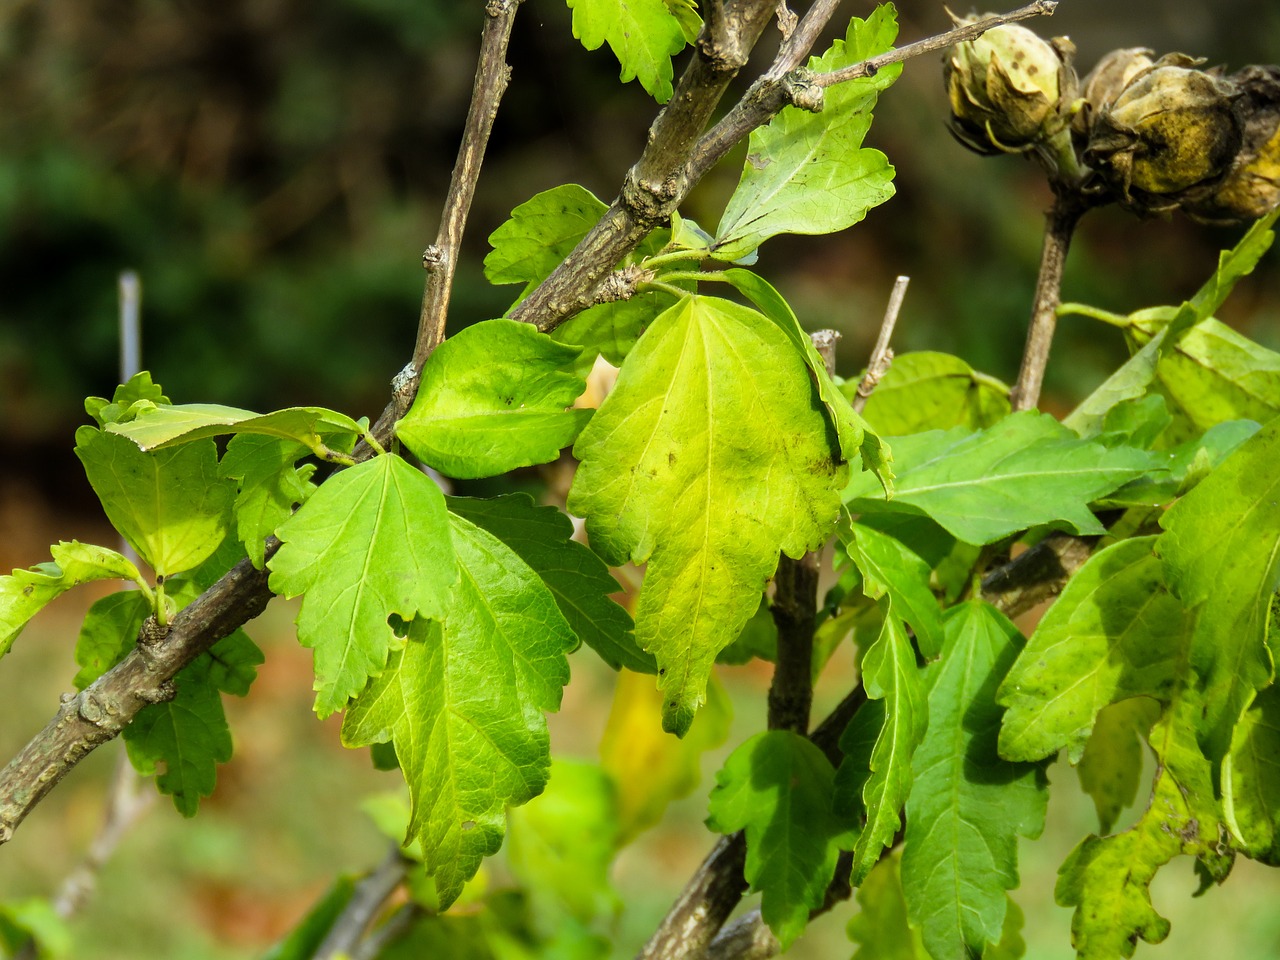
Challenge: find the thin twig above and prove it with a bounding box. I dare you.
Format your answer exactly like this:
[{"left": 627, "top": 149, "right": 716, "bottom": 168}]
[
  {"left": 816, "top": 1, "right": 1058, "bottom": 88},
  {"left": 1010, "top": 192, "right": 1087, "bottom": 411},
  {"left": 766, "top": 0, "right": 843, "bottom": 79},
  {"left": 314, "top": 845, "right": 413, "bottom": 960},
  {"left": 351, "top": 903, "right": 425, "bottom": 960},
  {"left": 412, "top": 0, "right": 524, "bottom": 372},
  {"left": 853, "top": 275, "right": 909, "bottom": 413}
]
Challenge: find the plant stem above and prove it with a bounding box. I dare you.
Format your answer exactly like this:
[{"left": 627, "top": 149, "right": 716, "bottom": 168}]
[
  {"left": 412, "top": 0, "right": 523, "bottom": 373},
  {"left": 314, "top": 845, "right": 412, "bottom": 960},
  {"left": 1011, "top": 193, "right": 1087, "bottom": 411},
  {"left": 853, "top": 275, "right": 909, "bottom": 414}
]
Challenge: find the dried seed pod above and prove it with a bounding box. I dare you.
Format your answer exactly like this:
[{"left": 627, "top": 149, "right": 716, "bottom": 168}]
[
  {"left": 1073, "top": 47, "right": 1155, "bottom": 138},
  {"left": 1184, "top": 65, "right": 1280, "bottom": 222},
  {"left": 1084, "top": 57, "right": 1244, "bottom": 213},
  {"left": 945, "top": 17, "right": 1076, "bottom": 155}
]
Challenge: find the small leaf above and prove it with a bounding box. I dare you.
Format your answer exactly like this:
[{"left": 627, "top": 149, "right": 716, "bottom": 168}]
[
  {"left": 219, "top": 435, "right": 317, "bottom": 569},
  {"left": 268, "top": 455, "right": 457, "bottom": 717},
  {"left": 445, "top": 493, "right": 652, "bottom": 673},
  {"left": 712, "top": 7, "right": 901, "bottom": 261},
  {"left": 706, "top": 729, "right": 856, "bottom": 949},
  {"left": 396, "top": 320, "right": 592, "bottom": 479},
  {"left": 844, "top": 615, "right": 928, "bottom": 885},
  {"left": 998, "top": 536, "right": 1188, "bottom": 763},
  {"left": 261, "top": 877, "right": 358, "bottom": 960},
  {"left": 843, "top": 522, "right": 942, "bottom": 657},
  {"left": 600, "top": 669, "right": 731, "bottom": 843},
  {"left": 853, "top": 351, "right": 1011, "bottom": 435},
  {"left": 485, "top": 184, "right": 609, "bottom": 287},
  {"left": 900, "top": 602, "right": 1047, "bottom": 960},
  {"left": 846, "top": 412, "right": 1150, "bottom": 545},
  {"left": 1158, "top": 415, "right": 1280, "bottom": 766},
  {"left": 716, "top": 593, "right": 778, "bottom": 664},
  {"left": 565, "top": 0, "right": 688, "bottom": 102},
  {"left": 86, "top": 371, "right": 170, "bottom": 427},
  {"left": 0, "top": 541, "right": 145, "bottom": 659},
  {"left": 74, "top": 428, "right": 234, "bottom": 577},
  {"left": 340, "top": 512, "right": 575, "bottom": 907},
  {"left": 568, "top": 295, "right": 847, "bottom": 735},
  {"left": 125, "top": 628, "right": 262, "bottom": 817},
  {"left": 106, "top": 403, "right": 362, "bottom": 456}
]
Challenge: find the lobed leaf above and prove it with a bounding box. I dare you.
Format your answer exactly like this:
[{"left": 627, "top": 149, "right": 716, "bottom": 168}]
[
  {"left": 269, "top": 455, "right": 457, "bottom": 717},
  {"left": 218, "top": 435, "right": 317, "bottom": 569},
  {"left": 712, "top": 6, "right": 901, "bottom": 261},
  {"left": 73, "top": 589, "right": 151, "bottom": 689},
  {"left": 445, "top": 493, "right": 652, "bottom": 673},
  {"left": 846, "top": 412, "right": 1150, "bottom": 545},
  {"left": 1076, "top": 697, "right": 1160, "bottom": 835},
  {"left": 396, "top": 320, "right": 592, "bottom": 479},
  {"left": 568, "top": 295, "right": 847, "bottom": 735},
  {"left": 106, "top": 403, "right": 362, "bottom": 456},
  {"left": 997, "top": 536, "right": 1188, "bottom": 763},
  {"left": 843, "top": 522, "right": 942, "bottom": 657},
  {"left": 1224, "top": 684, "right": 1280, "bottom": 864},
  {"left": 340, "top": 512, "right": 576, "bottom": 907},
  {"left": 565, "top": 0, "right": 688, "bottom": 103},
  {"left": 900, "top": 602, "right": 1047, "bottom": 960},
  {"left": 1157, "top": 415, "right": 1280, "bottom": 767},
  {"left": 706, "top": 729, "right": 856, "bottom": 949},
  {"left": 484, "top": 184, "right": 608, "bottom": 287},
  {"left": 0, "top": 541, "right": 145, "bottom": 660}
]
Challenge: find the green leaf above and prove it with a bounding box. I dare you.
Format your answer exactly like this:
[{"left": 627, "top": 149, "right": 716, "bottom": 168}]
[
  {"left": 1224, "top": 684, "right": 1280, "bottom": 863},
  {"left": 711, "top": 7, "right": 900, "bottom": 261},
  {"left": 997, "top": 536, "right": 1189, "bottom": 763},
  {"left": 106, "top": 403, "right": 362, "bottom": 457},
  {"left": 445, "top": 493, "right": 652, "bottom": 673},
  {"left": 268, "top": 455, "right": 457, "bottom": 717},
  {"left": 551, "top": 289, "right": 685, "bottom": 367},
  {"left": 663, "top": 0, "right": 701, "bottom": 43},
  {"left": 706, "top": 729, "right": 855, "bottom": 949},
  {"left": 74, "top": 427, "right": 234, "bottom": 577},
  {"left": 843, "top": 522, "right": 942, "bottom": 658},
  {"left": 1056, "top": 697, "right": 1227, "bottom": 959},
  {"left": 219, "top": 435, "right": 317, "bottom": 569},
  {"left": 86, "top": 371, "right": 170, "bottom": 427},
  {"left": 853, "top": 351, "right": 1011, "bottom": 435},
  {"left": 847, "top": 852, "right": 926, "bottom": 959},
  {"left": 506, "top": 758, "right": 621, "bottom": 923},
  {"left": 1158, "top": 415, "right": 1280, "bottom": 766},
  {"left": 600, "top": 669, "right": 731, "bottom": 843},
  {"left": 1076, "top": 697, "right": 1160, "bottom": 834},
  {"left": 0, "top": 541, "right": 145, "bottom": 660},
  {"left": 846, "top": 412, "right": 1150, "bottom": 545},
  {"left": 125, "top": 628, "right": 262, "bottom": 817},
  {"left": 0, "top": 897, "right": 72, "bottom": 959},
  {"left": 340, "top": 511, "right": 575, "bottom": 907},
  {"left": 717, "top": 268, "right": 889, "bottom": 481},
  {"left": 73, "top": 589, "right": 151, "bottom": 689},
  {"left": 844, "top": 615, "right": 928, "bottom": 885},
  {"left": 565, "top": 0, "right": 688, "bottom": 103},
  {"left": 900, "top": 601, "right": 1047, "bottom": 960},
  {"left": 396, "top": 320, "right": 592, "bottom": 479},
  {"left": 568, "top": 295, "right": 847, "bottom": 734},
  {"left": 485, "top": 184, "right": 609, "bottom": 288},
  {"left": 1064, "top": 333, "right": 1166, "bottom": 437}
]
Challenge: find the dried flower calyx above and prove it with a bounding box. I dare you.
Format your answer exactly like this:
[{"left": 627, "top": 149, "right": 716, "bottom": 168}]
[
  {"left": 944, "top": 15, "right": 1077, "bottom": 155},
  {"left": 1082, "top": 54, "right": 1244, "bottom": 213}
]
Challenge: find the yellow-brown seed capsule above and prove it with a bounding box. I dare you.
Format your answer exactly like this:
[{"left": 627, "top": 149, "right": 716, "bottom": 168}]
[
  {"left": 945, "top": 17, "right": 1075, "bottom": 155},
  {"left": 1184, "top": 65, "right": 1280, "bottom": 223},
  {"left": 1085, "top": 56, "right": 1243, "bottom": 211}
]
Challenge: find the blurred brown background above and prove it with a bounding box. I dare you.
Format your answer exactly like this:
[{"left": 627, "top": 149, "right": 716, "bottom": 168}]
[{"left": 1, "top": 1, "right": 1279, "bottom": 957}]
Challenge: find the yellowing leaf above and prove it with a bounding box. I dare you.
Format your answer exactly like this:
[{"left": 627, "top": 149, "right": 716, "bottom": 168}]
[{"left": 568, "top": 295, "right": 846, "bottom": 734}]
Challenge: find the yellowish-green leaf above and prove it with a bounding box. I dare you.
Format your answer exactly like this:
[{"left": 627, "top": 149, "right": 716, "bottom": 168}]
[
  {"left": 568, "top": 295, "right": 846, "bottom": 735},
  {"left": 854, "top": 351, "right": 1010, "bottom": 435}
]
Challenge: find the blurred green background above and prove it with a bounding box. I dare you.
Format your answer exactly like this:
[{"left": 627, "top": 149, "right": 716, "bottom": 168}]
[{"left": 2, "top": 0, "right": 1280, "bottom": 957}]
